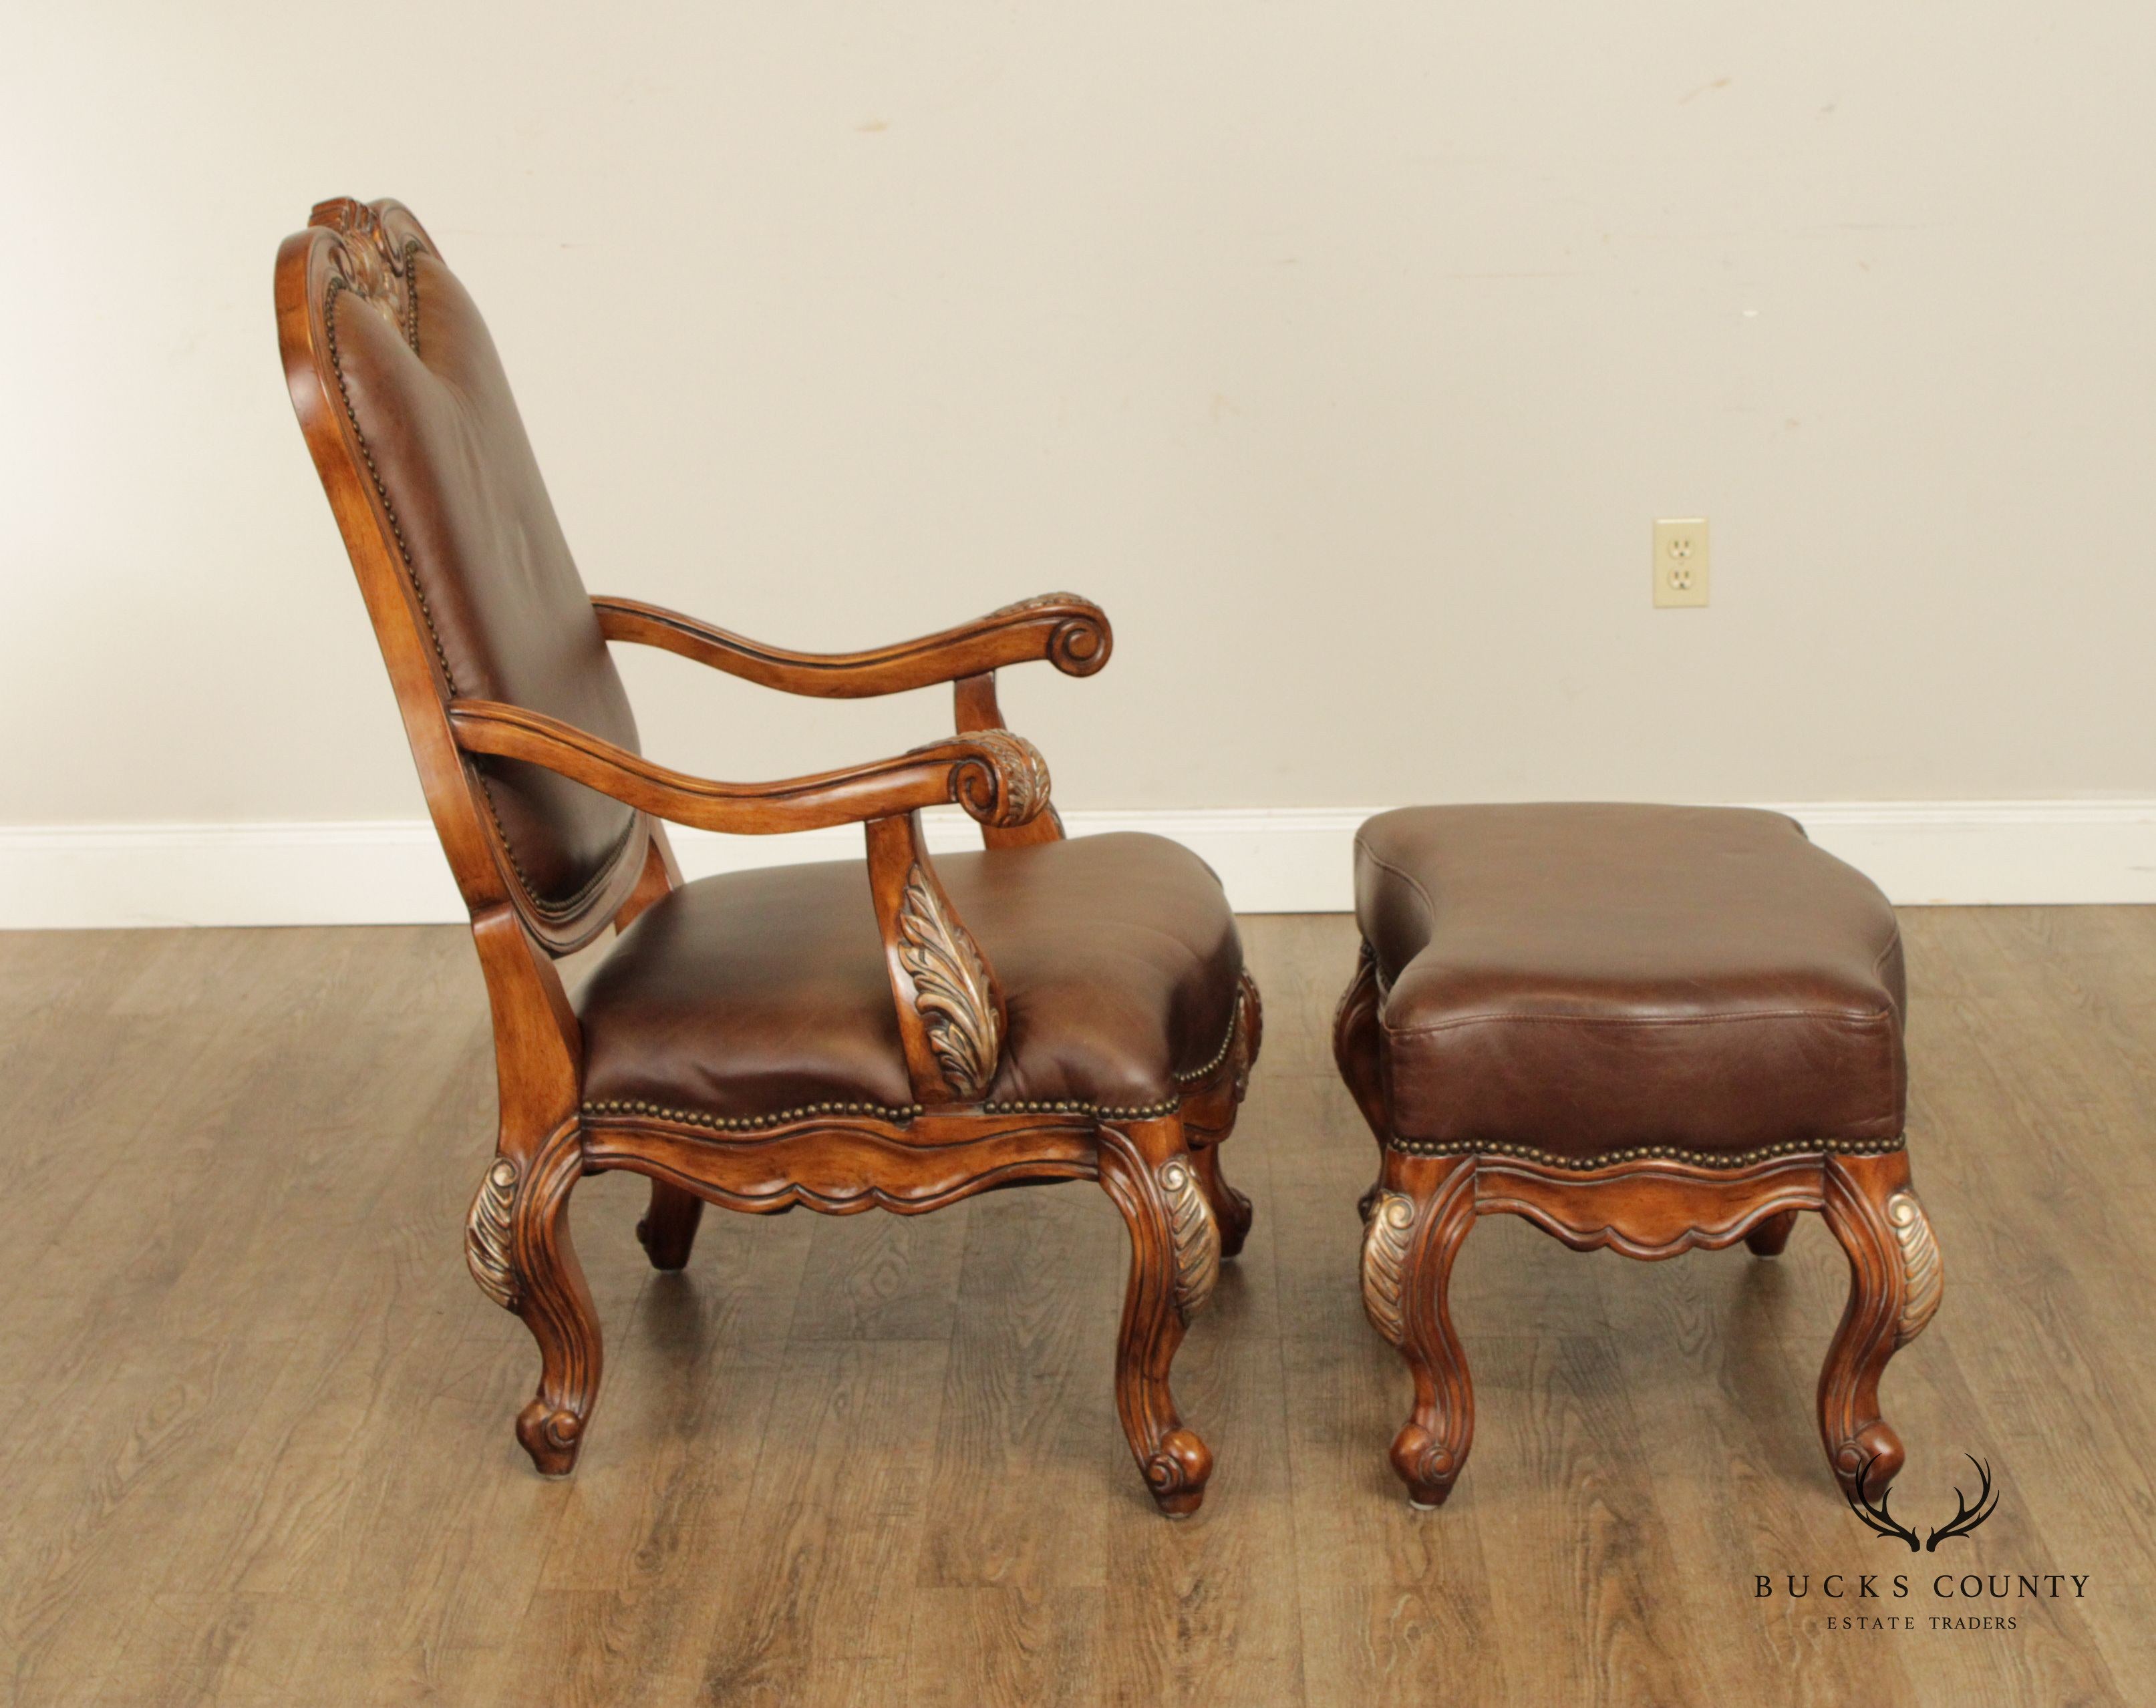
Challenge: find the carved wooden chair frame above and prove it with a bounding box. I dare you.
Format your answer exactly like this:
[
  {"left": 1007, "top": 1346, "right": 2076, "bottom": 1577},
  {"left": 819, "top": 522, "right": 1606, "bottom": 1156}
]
[
  {"left": 277, "top": 198, "right": 1258, "bottom": 1515},
  {"left": 1334, "top": 942, "right": 1941, "bottom": 1508}
]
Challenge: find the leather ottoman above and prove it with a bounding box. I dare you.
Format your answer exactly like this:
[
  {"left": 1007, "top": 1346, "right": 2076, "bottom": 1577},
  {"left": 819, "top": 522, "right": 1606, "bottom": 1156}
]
[{"left": 1333, "top": 804, "right": 1942, "bottom": 1508}]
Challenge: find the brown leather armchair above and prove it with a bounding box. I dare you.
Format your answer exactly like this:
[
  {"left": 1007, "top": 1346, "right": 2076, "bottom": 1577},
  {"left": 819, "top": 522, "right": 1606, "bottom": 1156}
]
[{"left": 276, "top": 198, "right": 1259, "bottom": 1515}]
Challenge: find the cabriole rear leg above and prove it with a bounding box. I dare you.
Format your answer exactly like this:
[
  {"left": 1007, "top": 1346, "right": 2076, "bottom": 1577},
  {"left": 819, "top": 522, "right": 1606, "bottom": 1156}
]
[{"left": 636, "top": 1180, "right": 705, "bottom": 1270}]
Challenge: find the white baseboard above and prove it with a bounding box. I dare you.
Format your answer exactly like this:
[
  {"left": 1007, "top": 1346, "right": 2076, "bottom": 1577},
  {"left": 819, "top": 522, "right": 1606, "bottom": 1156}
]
[{"left": 3, "top": 802, "right": 2153, "bottom": 928}]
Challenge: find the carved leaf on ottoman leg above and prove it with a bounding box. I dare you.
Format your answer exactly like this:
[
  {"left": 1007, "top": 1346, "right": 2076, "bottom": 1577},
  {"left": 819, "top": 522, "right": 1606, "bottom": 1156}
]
[
  {"left": 1887, "top": 1190, "right": 1942, "bottom": 1347},
  {"left": 1157, "top": 1156, "right": 1221, "bottom": 1321},
  {"left": 1362, "top": 1190, "right": 1416, "bottom": 1346}
]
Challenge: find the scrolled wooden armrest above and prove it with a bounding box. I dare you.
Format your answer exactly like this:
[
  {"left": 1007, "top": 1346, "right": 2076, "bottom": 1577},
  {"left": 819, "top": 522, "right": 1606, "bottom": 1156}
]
[
  {"left": 446, "top": 699, "right": 1052, "bottom": 834},
  {"left": 592, "top": 591, "right": 1111, "bottom": 697}
]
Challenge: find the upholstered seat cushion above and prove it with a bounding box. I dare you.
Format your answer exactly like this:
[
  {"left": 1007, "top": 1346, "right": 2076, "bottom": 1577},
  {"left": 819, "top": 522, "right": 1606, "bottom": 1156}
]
[
  {"left": 1354, "top": 804, "right": 1905, "bottom": 1161},
  {"left": 578, "top": 832, "right": 1244, "bottom": 1126}
]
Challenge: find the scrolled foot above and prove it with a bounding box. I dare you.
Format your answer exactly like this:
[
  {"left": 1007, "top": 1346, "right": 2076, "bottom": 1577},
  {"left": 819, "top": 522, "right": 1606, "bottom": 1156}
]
[
  {"left": 1143, "top": 1427, "right": 1215, "bottom": 1518},
  {"left": 1392, "top": 1422, "right": 1463, "bottom": 1509},
  {"left": 516, "top": 1399, "right": 587, "bottom": 1477},
  {"left": 1829, "top": 1421, "right": 1907, "bottom": 1504}
]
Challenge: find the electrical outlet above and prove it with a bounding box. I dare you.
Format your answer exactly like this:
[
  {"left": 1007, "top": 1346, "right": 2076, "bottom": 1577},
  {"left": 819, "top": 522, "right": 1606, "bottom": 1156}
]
[{"left": 1653, "top": 518, "right": 1709, "bottom": 607}]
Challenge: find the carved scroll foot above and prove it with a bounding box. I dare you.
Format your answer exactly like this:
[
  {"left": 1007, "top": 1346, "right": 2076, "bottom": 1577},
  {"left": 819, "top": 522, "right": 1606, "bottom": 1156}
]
[
  {"left": 1819, "top": 1151, "right": 1940, "bottom": 1502},
  {"left": 1364, "top": 1154, "right": 1477, "bottom": 1508},
  {"left": 1745, "top": 1208, "right": 1801, "bottom": 1258},
  {"left": 635, "top": 1180, "right": 706, "bottom": 1271},
  {"left": 468, "top": 1124, "right": 603, "bottom": 1478},
  {"left": 1098, "top": 1118, "right": 1217, "bottom": 1516},
  {"left": 1190, "top": 1142, "right": 1253, "bottom": 1259}
]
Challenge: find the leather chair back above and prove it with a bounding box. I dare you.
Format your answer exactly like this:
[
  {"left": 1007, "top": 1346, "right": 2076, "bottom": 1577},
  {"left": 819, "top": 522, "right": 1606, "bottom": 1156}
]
[{"left": 281, "top": 199, "right": 643, "bottom": 939}]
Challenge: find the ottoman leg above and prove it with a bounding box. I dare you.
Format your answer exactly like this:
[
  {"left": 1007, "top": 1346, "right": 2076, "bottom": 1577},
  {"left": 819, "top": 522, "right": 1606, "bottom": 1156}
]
[
  {"left": 1363, "top": 1152, "right": 1477, "bottom": 1508},
  {"left": 1818, "top": 1150, "right": 1942, "bottom": 1502}
]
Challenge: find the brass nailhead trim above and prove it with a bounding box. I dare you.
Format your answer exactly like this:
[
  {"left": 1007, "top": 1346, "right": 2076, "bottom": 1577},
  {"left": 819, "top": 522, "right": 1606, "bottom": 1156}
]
[
  {"left": 584, "top": 1092, "right": 1184, "bottom": 1130},
  {"left": 984, "top": 1097, "right": 1183, "bottom": 1120},
  {"left": 1386, "top": 1134, "right": 1907, "bottom": 1170},
  {"left": 585, "top": 989, "right": 1249, "bottom": 1134},
  {"left": 1171, "top": 1014, "right": 1239, "bottom": 1085},
  {"left": 583, "top": 1097, "right": 924, "bottom": 1132},
  {"left": 323, "top": 261, "right": 633, "bottom": 924}
]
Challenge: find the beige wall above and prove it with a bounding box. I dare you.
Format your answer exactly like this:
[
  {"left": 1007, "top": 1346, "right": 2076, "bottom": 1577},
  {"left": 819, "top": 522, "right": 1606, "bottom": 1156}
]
[{"left": 6, "top": 3, "right": 2153, "bottom": 834}]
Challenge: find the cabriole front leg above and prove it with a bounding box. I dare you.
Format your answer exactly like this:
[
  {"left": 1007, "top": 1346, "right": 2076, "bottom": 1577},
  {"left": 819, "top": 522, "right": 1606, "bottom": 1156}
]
[
  {"left": 466, "top": 1122, "right": 603, "bottom": 1476},
  {"left": 1364, "top": 1152, "right": 1477, "bottom": 1508},
  {"left": 1096, "top": 1115, "right": 1219, "bottom": 1516},
  {"left": 1818, "top": 1149, "right": 1941, "bottom": 1502}
]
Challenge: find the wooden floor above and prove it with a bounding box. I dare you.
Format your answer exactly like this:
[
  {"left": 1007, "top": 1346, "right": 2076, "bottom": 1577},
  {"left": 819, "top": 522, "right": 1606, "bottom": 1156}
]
[{"left": 3, "top": 909, "right": 2153, "bottom": 1706}]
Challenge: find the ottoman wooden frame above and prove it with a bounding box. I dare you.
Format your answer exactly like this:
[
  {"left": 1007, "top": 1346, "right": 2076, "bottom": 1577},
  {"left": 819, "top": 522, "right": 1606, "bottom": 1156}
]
[{"left": 1336, "top": 941, "right": 1942, "bottom": 1509}]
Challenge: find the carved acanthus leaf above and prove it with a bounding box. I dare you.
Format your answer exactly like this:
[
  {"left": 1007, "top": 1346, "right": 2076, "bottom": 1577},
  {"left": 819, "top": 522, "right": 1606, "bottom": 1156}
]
[
  {"left": 958, "top": 728, "right": 1052, "bottom": 828},
  {"left": 1362, "top": 1191, "right": 1416, "bottom": 1345},
  {"left": 1886, "top": 1190, "right": 1941, "bottom": 1347},
  {"left": 466, "top": 1158, "right": 520, "bottom": 1311},
  {"left": 1158, "top": 1156, "right": 1221, "bottom": 1320},
  {"left": 896, "top": 864, "right": 1002, "bottom": 1098}
]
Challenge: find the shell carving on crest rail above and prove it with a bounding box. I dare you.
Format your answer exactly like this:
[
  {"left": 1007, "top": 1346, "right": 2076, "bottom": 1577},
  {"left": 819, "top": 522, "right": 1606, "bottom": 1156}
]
[
  {"left": 1887, "top": 1190, "right": 1942, "bottom": 1346},
  {"left": 1362, "top": 1191, "right": 1415, "bottom": 1345},
  {"left": 896, "top": 864, "right": 1002, "bottom": 1098},
  {"left": 312, "top": 197, "right": 420, "bottom": 349},
  {"left": 465, "top": 1158, "right": 520, "bottom": 1311},
  {"left": 1157, "top": 1157, "right": 1221, "bottom": 1319}
]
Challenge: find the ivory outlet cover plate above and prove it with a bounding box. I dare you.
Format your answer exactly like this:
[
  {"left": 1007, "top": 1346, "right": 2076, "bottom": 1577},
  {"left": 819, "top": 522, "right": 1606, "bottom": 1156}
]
[
  {"left": 1656, "top": 513, "right": 1707, "bottom": 608},
  {"left": 1653, "top": 518, "right": 1709, "bottom": 607}
]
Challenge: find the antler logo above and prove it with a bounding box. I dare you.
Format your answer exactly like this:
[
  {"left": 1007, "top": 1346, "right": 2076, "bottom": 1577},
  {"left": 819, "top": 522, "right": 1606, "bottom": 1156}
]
[{"left": 1847, "top": 1455, "right": 2000, "bottom": 1552}]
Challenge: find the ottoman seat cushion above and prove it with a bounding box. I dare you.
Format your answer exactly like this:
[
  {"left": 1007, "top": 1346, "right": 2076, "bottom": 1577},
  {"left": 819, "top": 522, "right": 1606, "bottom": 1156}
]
[{"left": 1354, "top": 804, "right": 1905, "bottom": 1162}]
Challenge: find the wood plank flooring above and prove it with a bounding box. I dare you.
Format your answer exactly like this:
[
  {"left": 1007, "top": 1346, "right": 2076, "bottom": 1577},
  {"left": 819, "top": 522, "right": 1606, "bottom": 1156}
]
[{"left": 1, "top": 910, "right": 2151, "bottom": 1705}]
